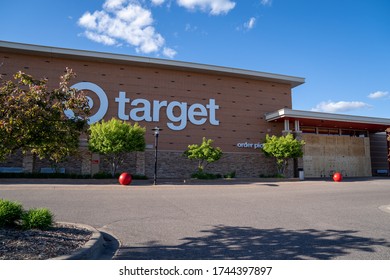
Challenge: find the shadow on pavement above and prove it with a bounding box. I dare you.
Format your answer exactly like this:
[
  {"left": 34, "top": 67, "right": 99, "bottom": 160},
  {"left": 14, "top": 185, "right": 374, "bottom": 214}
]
[
  {"left": 97, "top": 231, "right": 121, "bottom": 260},
  {"left": 114, "top": 225, "right": 390, "bottom": 260}
]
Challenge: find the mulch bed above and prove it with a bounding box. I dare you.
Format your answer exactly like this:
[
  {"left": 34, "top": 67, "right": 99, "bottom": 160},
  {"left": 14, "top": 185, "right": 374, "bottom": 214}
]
[{"left": 0, "top": 223, "right": 92, "bottom": 260}]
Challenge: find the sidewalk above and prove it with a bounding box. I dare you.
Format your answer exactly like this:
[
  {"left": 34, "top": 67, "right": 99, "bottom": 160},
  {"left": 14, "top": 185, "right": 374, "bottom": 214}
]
[{"left": 1, "top": 176, "right": 389, "bottom": 186}]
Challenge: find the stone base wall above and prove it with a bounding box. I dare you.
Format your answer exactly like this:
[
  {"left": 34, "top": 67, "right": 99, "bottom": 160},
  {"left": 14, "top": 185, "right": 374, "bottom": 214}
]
[
  {"left": 0, "top": 149, "right": 85, "bottom": 174},
  {"left": 99, "top": 153, "right": 137, "bottom": 175},
  {"left": 30, "top": 155, "right": 83, "bottom": 174},
  {"left": 1, "top": 150, "right": 284, "bottom": 178},
  {"left": 0, "top": 150, "right": 23, "bottom": 168},
  {"left": 140, "top": 151, "right": 278, "bottom": 178}
]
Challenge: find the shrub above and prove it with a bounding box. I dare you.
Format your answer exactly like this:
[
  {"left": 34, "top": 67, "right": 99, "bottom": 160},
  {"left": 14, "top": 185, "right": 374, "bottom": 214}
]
[
  {"left": 224, "top": 171, "right": 236, "bottom": 179},
  {"left": 92, "top": 171, "right": 115, "bottom": 179},
  {"left": 191, "top": 172, "right": 222, "bottom": 179},
  {"left": 0, "top": 172, "right": 92, "bottom": 179},
  {"left": 22, "top": 208, "right": 54, "bottom": 230},
  {"left": 0, "top": 199, "right": 23, "bottom": 227},
  {"left": 92, "top": 172, "right": 148, "bottom": 180},
  {"left": 259, "top": 173, "right": 285, "bottom": 178}
]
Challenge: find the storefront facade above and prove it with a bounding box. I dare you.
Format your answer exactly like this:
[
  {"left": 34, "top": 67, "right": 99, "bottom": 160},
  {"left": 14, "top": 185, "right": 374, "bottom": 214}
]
[
  {"left": 265, "top": 109, "right": 390, "bottom": 177},
  {"left": 1, "top": 41, "right": 389, "bottom": 178}
]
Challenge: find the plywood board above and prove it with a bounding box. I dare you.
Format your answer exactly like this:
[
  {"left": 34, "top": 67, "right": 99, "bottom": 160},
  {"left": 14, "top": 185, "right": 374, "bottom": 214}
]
[{"left": 302, "top": 134, "right": 371, "bottom": 177}]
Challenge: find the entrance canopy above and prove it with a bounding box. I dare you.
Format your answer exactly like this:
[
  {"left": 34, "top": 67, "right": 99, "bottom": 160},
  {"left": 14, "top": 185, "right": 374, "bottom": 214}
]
[{"left": 265, "top": 109, "right": 390, "bottom": 133}]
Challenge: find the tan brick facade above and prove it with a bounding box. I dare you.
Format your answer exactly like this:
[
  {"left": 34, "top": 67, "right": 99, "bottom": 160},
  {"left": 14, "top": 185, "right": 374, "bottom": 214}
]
[{"left": 0, "top": 42, "right": 303, "bottom": 178}]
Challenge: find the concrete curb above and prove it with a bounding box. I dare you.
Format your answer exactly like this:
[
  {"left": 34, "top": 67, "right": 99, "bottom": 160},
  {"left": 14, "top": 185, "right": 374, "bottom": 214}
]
[{"left": 50, "top": 222, "right": 104, "bottom": 260}]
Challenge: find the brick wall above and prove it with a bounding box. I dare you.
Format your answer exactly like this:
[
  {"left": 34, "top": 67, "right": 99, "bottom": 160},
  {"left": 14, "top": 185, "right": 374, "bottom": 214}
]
[
  {"left": 140, "top": 150, "right": 278, "bottom": 178},
  {"left": 0, "top": 150, "right": 23, "bottom": 168},
  {"left": 0, "top": 44, "right": 296, "bottom": 178},
  {"left": 1, "top": 148, "right": 285, "bottom": 178}
]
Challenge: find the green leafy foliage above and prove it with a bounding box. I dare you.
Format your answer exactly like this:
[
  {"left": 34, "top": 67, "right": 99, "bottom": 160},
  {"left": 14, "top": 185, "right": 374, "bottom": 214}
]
[
  {"left": 183, "top": 137, "right": 223, "bottom": 173},
  {"left": 91, "top": 171, "right": 147, "bottom": 179},
  {"left": 0, "top": 68, "right": 90, "bottom": 164},
  {"left": 88, "top": 118, "right": 146, "bottom": 177},
  {"left": 21, "top": 208, "right": 54, "bottom": 230},
  {"left": 191, "top": 172, "right": 222, "bottom": 179},
  {"left": 262, "top": 134, "right": 305, "bottom": 176},
  {"left": 224, "top": 171, "right": 236, "bottom": 179},
  {"left": 0, "top": 199, "right": 55, "bottom": 231},
  {"left": 0, "top": 199, "right": 23, "bottom": 227}
]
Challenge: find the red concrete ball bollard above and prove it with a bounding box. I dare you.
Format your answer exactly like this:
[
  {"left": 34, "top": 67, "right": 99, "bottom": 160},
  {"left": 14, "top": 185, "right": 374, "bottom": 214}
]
[
  {"left": 119, "top": 172, "right": 132, "bottom": 185},
  {"left": 333, "top": 172, "right": 342, "bottom": 182}
]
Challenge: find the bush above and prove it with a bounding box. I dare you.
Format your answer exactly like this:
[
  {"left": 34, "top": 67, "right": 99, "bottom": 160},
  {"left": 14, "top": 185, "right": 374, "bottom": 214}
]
[
  {"left": 259, "top": 173, "right": 285, "bottom": 178},
  {"left": 224, "top": 171, "right": 236, "bottom": 179},
  {"left": 92, "top": 172, "right": 148, "bottom": 179},
  {"left": 22, "top": 208, "right": 54, "bottom": 230},
  {"left": 0, "top": 172, "right": 92, "bottom": 179},
  {"left": 92, "top": 171, "right": 115, "bottom": 179},
  {"left": 0, "top": 199, "right": 23, "bottom": 227},
  {"left": 132, "top": 174, "right": 148, "bottom": 180},
  {"left": 191, "top": 172, "right": 222, "bottom": 180}
]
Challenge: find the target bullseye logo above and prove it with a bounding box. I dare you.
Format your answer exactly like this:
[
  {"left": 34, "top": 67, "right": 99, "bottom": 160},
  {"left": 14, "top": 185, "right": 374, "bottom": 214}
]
[{"left": 68, "top": 82, "right": 108, "bottom": 124}]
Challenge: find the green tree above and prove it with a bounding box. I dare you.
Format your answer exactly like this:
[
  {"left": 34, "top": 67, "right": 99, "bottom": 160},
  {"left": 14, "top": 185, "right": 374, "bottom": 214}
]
[
  {"left": 183, "top": 137, "right": 223, "bottom": 173},
  {"left": 88, "top": 118, "right": 146, "bottom": 177},
  {"left": 262, "top": 133, "right": 305, "bottom": 176},
  {"left": 0, "top": 68, "right": 90, "bottom": 166}
]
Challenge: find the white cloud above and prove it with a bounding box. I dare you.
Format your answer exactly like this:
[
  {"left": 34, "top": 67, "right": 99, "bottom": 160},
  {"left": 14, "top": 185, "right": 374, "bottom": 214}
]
[
  {"left": 367, "top": 91, "right": 389, "bottom": 99},
  {"left": 78, "top": 11, "right": 98, "bottom": 29},
  {"left": 151, "top": 0, "right": 166, "bottom": 5},
  {"left": 78, "top": 0, "right": 176, "bottom": 57},
  {"left": 311, "top": 100, "right": 372, "bottom": 113},
  {"left": 260, "top": 0, "right": 272, "bottom": 6},
  {"left": 244, "top": 17, "right": 256, "bottom": 30},
  {"left": 84, "top": 31, "right": 117, "bottom": 45},
  {"left": 163, "top": 47, "right": 177, "bottom": 58},
  {"left": 176, "top": 0, "right": 236, "bottom": 15},
  {"left": 104, "top": 0, "right": 128, "bottom": 10}
]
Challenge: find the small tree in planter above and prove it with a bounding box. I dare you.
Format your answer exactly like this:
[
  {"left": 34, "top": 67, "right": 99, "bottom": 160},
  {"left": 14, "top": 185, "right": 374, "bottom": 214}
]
[
  {"left": 88, "top": 118, "right": 145, "bottom": 177},
  {"left": 262, "top": 133, "right": 305, "bottom": 177},
  {"left": 183, "top": 137, "right": 223, "bottom": 177}
]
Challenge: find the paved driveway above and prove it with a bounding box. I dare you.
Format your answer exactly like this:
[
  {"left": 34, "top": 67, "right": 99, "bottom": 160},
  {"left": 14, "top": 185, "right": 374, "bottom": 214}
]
[{"left": 1, "top": 179, "right": 390, "bottom": 259}]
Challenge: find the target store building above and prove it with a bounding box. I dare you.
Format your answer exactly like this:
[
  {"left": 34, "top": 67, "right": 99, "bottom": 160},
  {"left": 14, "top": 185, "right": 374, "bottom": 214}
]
[{"left": 1, "top": 41, "right": 389, "bottom": 178}]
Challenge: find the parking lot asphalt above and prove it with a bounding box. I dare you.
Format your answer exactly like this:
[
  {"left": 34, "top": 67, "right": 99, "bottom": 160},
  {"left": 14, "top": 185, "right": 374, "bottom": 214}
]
[{"left": 1, "top": 178, "right": 390, "bottom": 260}]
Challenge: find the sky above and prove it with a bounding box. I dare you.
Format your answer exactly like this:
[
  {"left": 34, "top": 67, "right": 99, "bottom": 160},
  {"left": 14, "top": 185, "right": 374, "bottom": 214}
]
[{"left": 1, "top": 0, "right": 389, "bottom": 118}]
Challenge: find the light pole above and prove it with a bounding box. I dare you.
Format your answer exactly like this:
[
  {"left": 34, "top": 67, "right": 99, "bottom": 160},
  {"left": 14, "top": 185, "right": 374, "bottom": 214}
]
[{"left": 152, "top": 127, "right": 162, "bottom": 185}]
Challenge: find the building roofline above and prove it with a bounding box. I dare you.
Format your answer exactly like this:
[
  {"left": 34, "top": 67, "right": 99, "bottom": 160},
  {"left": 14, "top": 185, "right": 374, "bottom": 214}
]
[
  {"left": 0, "top": 40, "right": 305, "bottom": 88},
  {"left": 265, "top": 108, "right": 390, "bottom": 126}
]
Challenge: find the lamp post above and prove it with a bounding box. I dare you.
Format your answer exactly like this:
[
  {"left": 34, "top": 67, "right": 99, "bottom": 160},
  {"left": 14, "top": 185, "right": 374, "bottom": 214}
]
[{"left": 152, "top": 127, "right": 162, "bottom": 185}]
